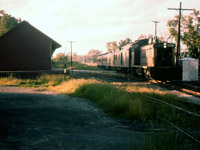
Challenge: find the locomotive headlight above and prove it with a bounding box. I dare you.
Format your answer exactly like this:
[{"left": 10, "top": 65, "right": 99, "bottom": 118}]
[{"left": 164, "top": 43, "right": 167, "bottom": 48}]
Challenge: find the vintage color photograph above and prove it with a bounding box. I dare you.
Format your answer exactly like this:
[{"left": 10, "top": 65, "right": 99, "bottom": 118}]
[{"left": 0, "top": 0, "right": 200, "bottom": 149}]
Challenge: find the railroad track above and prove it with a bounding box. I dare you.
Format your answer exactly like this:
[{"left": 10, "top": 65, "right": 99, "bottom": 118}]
[
  {"left": 71, "top": 70, "right": 147, "bottom": 82},
  {"left": 72, "top": 70, "right": 200, "bottom": 99},
  {"left": 71, "top": 70, "right": 200, "bottom": 145},
  {"left": 140, "top": 94, "right": 200, "bottom": 145},
  {"left": 155, "top": 81, "right": 200, "bottom": 99}
]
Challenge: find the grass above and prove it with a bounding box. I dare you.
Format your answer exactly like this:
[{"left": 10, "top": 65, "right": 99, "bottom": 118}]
[
  {"left": 73, "top": 84, "right": 132, "bottom": 116},
  {"left": 0, "top": 74, "right": 199, "bottom": 149},
  {"left": 52, "top": 60, "right": 100, "bottom": 70},
  {"left": 49, "top": 78, "right": 101, "bottom": 94},
  {"left": 55, "top": 80, "right": 199, "bottom": 149},
  {"left": 125, "top": 84, "right": 200, "bottom": 113},
  {"left": 0, "top": 74, "right": 70, "bottom": 88},
  {"left": 0, "top": 75, "right": 20, "bottom": 86},
  {"left": 72, "top": 83, "right": 156, "bottom": 121},
  {"left": 145, "top": 131, "right": 199, "bottom": 150},
  {"left": 0, "top": 74, "right": 199, "bottom": 124},
  {"left": 71, "top": 83, "right": 200, "bottom": 125}
]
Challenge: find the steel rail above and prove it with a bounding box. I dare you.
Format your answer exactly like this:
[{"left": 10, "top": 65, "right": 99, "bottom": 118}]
[
  {"left": 143, "top": 95, "right": 200, "bottom": 117},
  {"left": 141, "top": 94, "right": 200, "bottom": 145},
  {"left": 72, "top": 70, "right": 200, "bottom": 117},
  {"left": 143, "top": 94, "right": 200, "bottom": 144},
  {"left": 163, "top": 119, "right": 200, "bottom": 145},
  {"left": 71, "top": 71, "right": 200, "bottom": 144}
]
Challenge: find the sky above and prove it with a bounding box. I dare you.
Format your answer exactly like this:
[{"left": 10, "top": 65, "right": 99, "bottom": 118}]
[{"left": 1, "top": 0, "right": 200, "bottom": 56}]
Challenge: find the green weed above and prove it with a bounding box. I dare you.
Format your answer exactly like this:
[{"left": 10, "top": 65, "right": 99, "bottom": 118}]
[
  {"left": 52, "top": 60, "right": 100, "bottom": 70},
  {"left": 0, "top": 74, "right": 199, "bottom": 149},
  {"left": 145, "top": 131, "right": 199, "bottom": 150}
]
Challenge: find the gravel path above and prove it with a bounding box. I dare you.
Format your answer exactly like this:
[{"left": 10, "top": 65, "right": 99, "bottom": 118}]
[{"left": 0, "top": 86, "right": 146, "bottom": 150}]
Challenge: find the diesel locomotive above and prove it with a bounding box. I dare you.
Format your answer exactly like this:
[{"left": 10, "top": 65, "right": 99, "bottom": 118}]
[{"left": 97, "top": 39, "right": 181, "bottom": 80}]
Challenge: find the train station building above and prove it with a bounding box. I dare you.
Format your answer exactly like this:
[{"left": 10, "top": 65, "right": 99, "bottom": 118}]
[{"left": 0, "top": 21, "right": 61, "bottom": 71}]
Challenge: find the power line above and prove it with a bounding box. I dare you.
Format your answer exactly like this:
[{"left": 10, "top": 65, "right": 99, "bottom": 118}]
[
  {"left": 66, "top": 41, "right": 76, "bottom": 67},
  {"left": 168, "top": 2, "right": 193, "bottom": 66}
]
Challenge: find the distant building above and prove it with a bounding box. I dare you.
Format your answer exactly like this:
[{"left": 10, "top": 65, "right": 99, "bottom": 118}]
[{"left": 0, "top": 21, "right": 61, "bottom": 71}]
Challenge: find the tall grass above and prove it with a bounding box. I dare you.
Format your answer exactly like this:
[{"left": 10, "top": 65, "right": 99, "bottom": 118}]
[
  {"left": 49, "top": 78, "right": 101, "bottom": 94},
  {"left": 72, "top": 83, "right": 162, "bottom": 122},
  {"left": 0, "top": 75, "right": 20, "bottom": 86},
  {"left": 0, "top": 74, "right": 70, "bottom": 88},
  {"left": 1, "top": 75, "right": 198, "bottom": 125},
  {"left": 71, "top": 83, "right": 199, "bottom": 149},
  {"left": 125, "top": 84, "right": 200, "bottom": 113},
  {"left": 74, "top": 84, "right": 131, "bottom": 115},
  {"left": 145, "top": 131, "right": 197, "bottom": 150},
  {"left": 71, "top": 83, "right": 200, "bottom": 128},
  {"left": 52, "top": 60, "right": 100, "bottom": 70},
  {"left": 0, "top": 74, "right": 199, "bottom": 149}
]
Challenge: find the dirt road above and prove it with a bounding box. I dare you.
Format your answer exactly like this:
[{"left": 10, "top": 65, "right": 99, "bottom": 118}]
[{"left": 0, "top": 86, "right": 146, "bottom": 150}]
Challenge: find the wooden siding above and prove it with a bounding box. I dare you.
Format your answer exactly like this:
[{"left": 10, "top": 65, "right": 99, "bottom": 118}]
[{"left": 0, "top": 23, "right": 52, "bottom": 71}]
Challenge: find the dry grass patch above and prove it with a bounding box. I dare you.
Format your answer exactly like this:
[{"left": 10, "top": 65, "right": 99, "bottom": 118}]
[
  {"left": 0, "top": 76, "right": 20, "bottom": 86},
  {"left": 125, "top": 84, "right": 167, "bottom": 95},
  {"left": 0, "top": 74, "right": 70, "bottom": 88},
  {"left": 49, "top": 78, "right": 101, "bottom": 94}
]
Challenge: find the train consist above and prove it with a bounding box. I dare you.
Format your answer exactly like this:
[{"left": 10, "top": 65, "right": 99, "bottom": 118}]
[{"left": 97, "top": 39, "right": 181, "bottom": 80}]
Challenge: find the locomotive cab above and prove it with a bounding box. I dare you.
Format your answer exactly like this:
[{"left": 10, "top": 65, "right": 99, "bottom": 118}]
[
  {"left": 154, "top": 43, "right": 176, "bottom": 67},
  {"left": 150, "top": 43, "right": 181, "bottom": 80}
]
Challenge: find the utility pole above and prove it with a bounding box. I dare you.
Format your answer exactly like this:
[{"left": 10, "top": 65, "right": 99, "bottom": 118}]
[
  {"left": 152, "top": 21, "right": 159, "bottom": 43},
  {"left": 168, "top": 2, "right": 193, "bottom": 66},
  {"left": 197, "top": 25, "right": 200, "bottom": 61},
  {"left": 66, "top": 41, "right": 75, "bottom": 67}
]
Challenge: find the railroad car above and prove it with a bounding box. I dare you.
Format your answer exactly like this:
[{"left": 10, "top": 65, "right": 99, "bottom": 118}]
[
  {"left": 97, "top": 52, "right": 113, "bottom": 70},
  {"left": 97, "top": 39, "right": 181, "bottom": 80}
]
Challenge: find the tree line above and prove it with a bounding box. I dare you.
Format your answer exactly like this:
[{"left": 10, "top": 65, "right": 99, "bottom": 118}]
[
  {"left": 167, "top": 9, "right": 200, "bottom": 58},
  {"left": 106, "top": 37, "right": 132, "bottom": 53},
  {"left": 0, "top": 10, "right": 21, "bottom": 36},
  {"left": 1, "top": 9, "right": 200, "bottom": 59},
  {"left": 106, "top": 9, "right": 200, "bottom": 59},
  {"left": 53, "top": 49, "right": 102, "bottom": 64},
  {"left": 106, "top": 35, "right": 155, "bottom": 53}
]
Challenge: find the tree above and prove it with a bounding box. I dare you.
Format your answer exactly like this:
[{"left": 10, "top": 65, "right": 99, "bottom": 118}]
[
  {"left": 0, "top": 10, "right": 5, "bottom": 15},
  {"left": 0, "top": 10, "right": 19, "bottom": 36},
  {"left": 106, "top": 41, "right": 118, "bottom": 52},
  {"left": 138, "top": 34, "right": 148, "bottom": 40},
  {"left": 118, "top": 37, "right": 132, "bottom": 47},
  {"left": 106, "top": 37, "right": 132, "bottom": 52},
  {"left": 167, "top": 9, "right": 200, "bottom": 58},
  {"left": 54, "top": 52, "right": 66, "bottom": 61},
  {"left": 86, "top": 49, "right": 102, "bottom": 63}
]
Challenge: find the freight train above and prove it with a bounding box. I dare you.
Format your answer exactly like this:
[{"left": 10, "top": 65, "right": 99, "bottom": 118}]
[{"left": 97, "top": 39, "right": 181, "bottom": 80}]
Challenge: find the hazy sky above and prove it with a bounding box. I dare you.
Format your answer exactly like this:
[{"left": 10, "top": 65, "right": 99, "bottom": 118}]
[{"left": 1, "top": 0, "right": 200, "bottom": 56}]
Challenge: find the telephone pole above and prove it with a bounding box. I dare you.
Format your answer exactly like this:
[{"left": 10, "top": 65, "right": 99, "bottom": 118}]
[
  {"left": 152, "top": 21, "right": 159, "bottom": 42},
  {"left": 67, "top": 41, "right": 75, "bottom": 67},
  {"left": 168, "top": 2, "right": 193, "bottom": 66}
]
